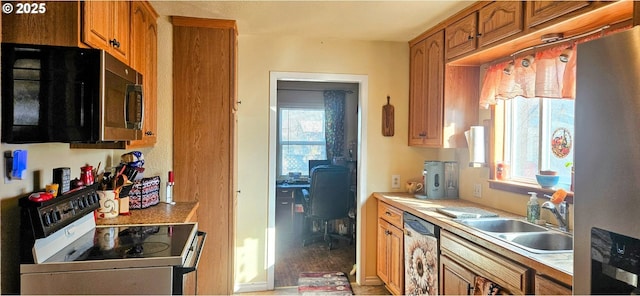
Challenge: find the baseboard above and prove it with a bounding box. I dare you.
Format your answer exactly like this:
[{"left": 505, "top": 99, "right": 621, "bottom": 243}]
[
  {"left": 234, "top": 281, "right": 269, "bottom": 293},
  {"left": 363, "top": 275, "right": 384, "bottom": 286}
]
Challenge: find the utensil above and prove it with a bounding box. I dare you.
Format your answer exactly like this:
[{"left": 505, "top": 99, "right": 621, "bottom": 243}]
[{"left": 382, "top": 95, "right": 394, "bottom": 136}]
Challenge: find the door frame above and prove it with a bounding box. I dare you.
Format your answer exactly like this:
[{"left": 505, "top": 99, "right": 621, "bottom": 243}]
[{"left": 267, "top": 71, "right": 368, "bottom": 289}]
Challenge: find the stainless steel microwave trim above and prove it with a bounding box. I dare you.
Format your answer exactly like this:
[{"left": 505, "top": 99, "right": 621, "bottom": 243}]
[{"left": 100, "top": 51, "right": 144, "bottom": 142}]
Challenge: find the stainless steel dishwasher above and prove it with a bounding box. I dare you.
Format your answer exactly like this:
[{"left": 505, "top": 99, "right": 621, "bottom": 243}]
[{"left": 404, "top": 212, "right": 440, "bottom": 295}]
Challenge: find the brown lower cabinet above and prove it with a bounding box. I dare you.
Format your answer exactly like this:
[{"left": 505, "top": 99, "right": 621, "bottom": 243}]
[
  {"left": 535, "top": 274, "right": 572, "bottom": 295},
  {"left": 440, "top": 255, "right": 475, "bottom": 295},
  {"left": 376, "top": 201, "right": 404, "bottom": 295},
  {"left": 440, "top": 230, "right": 530, "bottom": 294}
]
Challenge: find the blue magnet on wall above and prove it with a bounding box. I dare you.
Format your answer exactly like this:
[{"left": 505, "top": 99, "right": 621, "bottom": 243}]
[{"left": 12, "top": 150, "right": 27, "bottom": 179}]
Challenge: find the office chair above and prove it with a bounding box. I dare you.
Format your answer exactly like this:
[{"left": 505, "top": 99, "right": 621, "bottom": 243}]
[{"left": 301, "top": 165, "right": 352, "bottom": 250}]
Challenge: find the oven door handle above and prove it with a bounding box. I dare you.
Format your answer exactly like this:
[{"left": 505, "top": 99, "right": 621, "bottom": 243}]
[
  {"left": 177, "top": 231, "right": 207, "bottom": 275},
  {"left": 173, "top": 231, "right": 206, "bottom": 295}
]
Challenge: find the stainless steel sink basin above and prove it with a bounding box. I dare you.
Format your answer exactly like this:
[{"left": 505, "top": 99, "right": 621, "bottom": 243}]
[
  {"left": 456, "top": 218, "right": 548, "bottom": 233},
  {"left": 456, "top": 218, "right": 573, "bottom": 253},
  {"left": 507, "top": 232, "right": 573, "bottom": 252}
]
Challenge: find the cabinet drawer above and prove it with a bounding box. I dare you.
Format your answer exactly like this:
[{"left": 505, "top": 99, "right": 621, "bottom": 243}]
[
  {"left": 535, "top": 274, "right": 571, "bottom": 295},
  {"left": 377, "top": 200, "right": 403, "bottom": 228},
  {"left": 276, "top": 188, "right": 295, "bottom": 199},
  {"left": 440, "top": 231, "right": 530, "bottom": 294}
]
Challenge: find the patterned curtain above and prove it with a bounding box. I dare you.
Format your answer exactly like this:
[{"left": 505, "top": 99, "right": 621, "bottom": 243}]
[
  {"left": 479, "top": 25, "right": 631, "bottom": 109},
  {"left": 323, "top": 90, "right": 345, "bottom": 161}
]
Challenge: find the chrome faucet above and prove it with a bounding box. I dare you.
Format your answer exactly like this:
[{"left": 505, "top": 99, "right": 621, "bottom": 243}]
[{"left": 541, "top": 201, "right": 569, "bottom": 232}]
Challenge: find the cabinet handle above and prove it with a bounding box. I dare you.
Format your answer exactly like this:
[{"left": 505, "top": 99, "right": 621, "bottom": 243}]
[
  {"left": 385, "top": 230, "right": 391, "bottom": 235},
  {"left": 145, "top": 131, "right": 154, "bottom": 136},
  {"left": 419, "top": 132, "right": 426, "bottom": 138},
  {"left": 385, "top": 211, "right": 392, "bottom": 216},
  {"left": 110, "top": 39, "right": 121, "bottom": 48},
  {"left": 477, "top": 33, "right": 482, "bottom": 37},
  {"left": 467, "top": 35, "right": 474, "bottom": 40}
]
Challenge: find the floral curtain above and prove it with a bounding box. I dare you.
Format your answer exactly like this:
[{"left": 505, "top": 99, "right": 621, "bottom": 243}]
[
  {"left": 323, "top": 90, "right": 345, "bottom": 161},
  {"left": 479, "top": 26, "right": 630, "bottom": 108}
]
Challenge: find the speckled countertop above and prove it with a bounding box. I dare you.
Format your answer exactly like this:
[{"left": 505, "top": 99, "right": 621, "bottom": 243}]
[
  {"left": 95, "top": 202, "right": 199, "bottom": 225},
  {"left": 374, "top": 192, "right": 573, "bottom": 287}
]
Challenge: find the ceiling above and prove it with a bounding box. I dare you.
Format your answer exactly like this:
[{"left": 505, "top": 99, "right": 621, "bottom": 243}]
[{"left": 150, "top": 1, "right": 474, "bottom": 42}]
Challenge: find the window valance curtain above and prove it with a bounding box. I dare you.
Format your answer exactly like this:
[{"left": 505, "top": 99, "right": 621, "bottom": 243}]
[
  {"left": 479, "top": 26, "right": 630, "bottom": 109},
  {"left": 323, "top": 90, "right": 346, "bottom": 160}
]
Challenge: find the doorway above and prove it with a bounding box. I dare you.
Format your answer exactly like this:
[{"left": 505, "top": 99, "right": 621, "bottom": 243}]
[{"left": 268, "top": 72, "right": 368, "bottom": 289}]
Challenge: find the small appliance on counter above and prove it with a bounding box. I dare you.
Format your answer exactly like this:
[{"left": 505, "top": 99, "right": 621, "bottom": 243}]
[
  {"left": 444, "top": 161, "right": 459, "bottom": 198},
  {"left": 416, "top": 161, "right": 445, "bottom": 199}
]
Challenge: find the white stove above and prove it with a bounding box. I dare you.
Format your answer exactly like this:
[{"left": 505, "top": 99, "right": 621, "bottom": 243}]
[{"left": 19, "top": 185, "right": 206, "bottom": 295}]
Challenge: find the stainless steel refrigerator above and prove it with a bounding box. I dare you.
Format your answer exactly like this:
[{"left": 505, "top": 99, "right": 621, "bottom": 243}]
[{"left": 574, "top": 26, "right": 640, "bottom": 294}]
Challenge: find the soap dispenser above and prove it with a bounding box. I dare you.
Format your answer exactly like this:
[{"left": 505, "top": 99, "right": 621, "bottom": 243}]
[{"left": 527, "top": 192, "right": 540, "bottom": 223}]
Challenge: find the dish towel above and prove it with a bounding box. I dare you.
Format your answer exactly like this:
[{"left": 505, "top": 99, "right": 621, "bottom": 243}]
[{"left": 473, "top": 276, "right": 501, "bottom": 295}]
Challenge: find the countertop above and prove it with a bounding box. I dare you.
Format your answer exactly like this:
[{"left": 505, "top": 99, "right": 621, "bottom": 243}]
[
  {"left": 95, "top": 202, "right": 199, "bottom": 225},
  {"left": 374, "top": 193, "right": 573, "bottom": 287}
]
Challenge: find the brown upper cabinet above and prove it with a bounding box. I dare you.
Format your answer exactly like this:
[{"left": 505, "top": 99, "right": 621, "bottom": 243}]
[
  {"left": 525, "top": 1, "right": 590, "bottom": 28},
  {"left": 439, "top": 0, "right": 630, "bottom": 65},
  {"left": 410, "top": 30, "right": 479, "bottom": 148},
  {"left": 477, "top": 1, "right": 523, "bottom": 48},
  {"left": 409, "top": 31, "right": 444, "bottom": 147},
  {"left": 82, "top": 1, "right": 131, "bottom": 65},
  {"left": 2, "top": 1, "right": 82, "bottom": 47},
  {"left": 445, "top": 2, "right": 524, "bottom": 60},
  {"left": 444, "top": 12, "right": 477, "bottom": 60},
  {"left": 128, "top": 1, "right": 159, "bottom": 147}
]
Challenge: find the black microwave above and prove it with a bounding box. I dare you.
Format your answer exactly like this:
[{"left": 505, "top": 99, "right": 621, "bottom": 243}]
[{"left": 1, "top": 43, "right": 143, "bottom": 143}]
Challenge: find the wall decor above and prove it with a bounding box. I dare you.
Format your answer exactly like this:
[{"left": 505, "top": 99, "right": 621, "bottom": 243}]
[{"left": 382, "top": 95, "right": 394, "bottom": 136}]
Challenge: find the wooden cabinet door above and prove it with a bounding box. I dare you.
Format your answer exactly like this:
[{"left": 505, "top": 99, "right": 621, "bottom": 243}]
[
  {"left": 110, "top": 1, "right": 130, "bottom": 64},
  {"left": 377, "top": 219, "right": 391, "bottom": 285},
  {"left": 440, "top": 255, "right": 475, "bottom": 295},
  {"left": 535, "top": 274, "right": 572, "bottom": 295},
  {"left": 82, "top": 1, "right": 130, "bottom": 64},
  {"left": 377, "top": 218, "right": 404, "bottom": 295},
  {"left": 525, "top": 1, "right": 590, "bottom": 28},
  {"left": 445, "top": 12, "right": 477, "bottom": 59},
  {"left": 478, "top": 1, "right": 523, "bottom": 47},
  {"left": 409, "top": 31, "right": 444, "bottom": 147},
  {"left": 82, "top": 1, "right": 111, "bottom": 50},
  {"left": 127, "top": 2, "right": 157, "bottom": 148},
  {"left": 387, "top": 223, "right": 404, "bottom": 295},
  {"left": 173, "top": 17, "right": 237, "bottom": 295}
]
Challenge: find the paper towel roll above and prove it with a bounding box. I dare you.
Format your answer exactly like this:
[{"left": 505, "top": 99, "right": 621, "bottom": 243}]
[{"left": 465, "top": 126, "right": 485, "bottom": 166}]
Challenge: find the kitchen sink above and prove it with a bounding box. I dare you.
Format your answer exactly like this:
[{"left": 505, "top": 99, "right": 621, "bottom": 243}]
[
  {"left": 507, "top": 232, "right": 573, "bottom": 252},
  {"left": 456, "top": 218, "right": 549, "bottom": 233},
  {"left": 456, "top": 218, "right": 573, "bottom": 253}
]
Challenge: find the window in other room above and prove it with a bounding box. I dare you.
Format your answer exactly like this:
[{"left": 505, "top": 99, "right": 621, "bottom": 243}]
[
  {"left": 497, "top": 96, "right": 574, "bottom": 189},
  {"left": 278, "top": 107, "right": 326, "bottom": 179}
]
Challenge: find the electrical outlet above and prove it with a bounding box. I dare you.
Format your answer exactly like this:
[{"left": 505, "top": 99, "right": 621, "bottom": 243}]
[
  {"left": 391, "top": 175, "right": 400, "bottom": 189},
  {"left": 473, "top": 184, "right": 482, "bottom": 198}
]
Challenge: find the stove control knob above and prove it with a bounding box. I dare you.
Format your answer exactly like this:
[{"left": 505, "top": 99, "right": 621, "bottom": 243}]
[
  {"left": 54, "top": 210, "right": 62, "bottom": 222},
  {"left": 91, "top": 192, "right": 99, "bottom": 204},
  {"left": 78, "top": 199, "right": 86, "bottom": 209},
  {"left": 84, "top": 196, "right": 90, "bottom": 206},
  {"left": 50, "top": 210, "right": 57, "bottom": 223},
  {"left": 42, "top": 212, "right": 51, "bottom": 226}
]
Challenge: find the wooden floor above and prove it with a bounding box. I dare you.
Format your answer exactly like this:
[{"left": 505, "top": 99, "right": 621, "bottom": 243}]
[{"left": 259, "top": 215, "right": 390, "bottom": 295}]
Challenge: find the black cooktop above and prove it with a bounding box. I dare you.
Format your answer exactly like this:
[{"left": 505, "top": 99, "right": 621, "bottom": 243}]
[
  {"left": 47, "top": 223, "right": 196, "bottom": 263},
  {"left": 85, "top": 224, "right": 194, "bottom": 260}
]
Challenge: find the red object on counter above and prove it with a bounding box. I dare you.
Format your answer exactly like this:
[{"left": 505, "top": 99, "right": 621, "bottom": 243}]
[
  {"left": 29, "top": 192, "right": 54, "bottom": 202},
  {"left": 80, "top": 165, "right": 94, "bottom": 185},
  {"left": 168, "top": 171, "right": 174, "bottom": 183}
]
